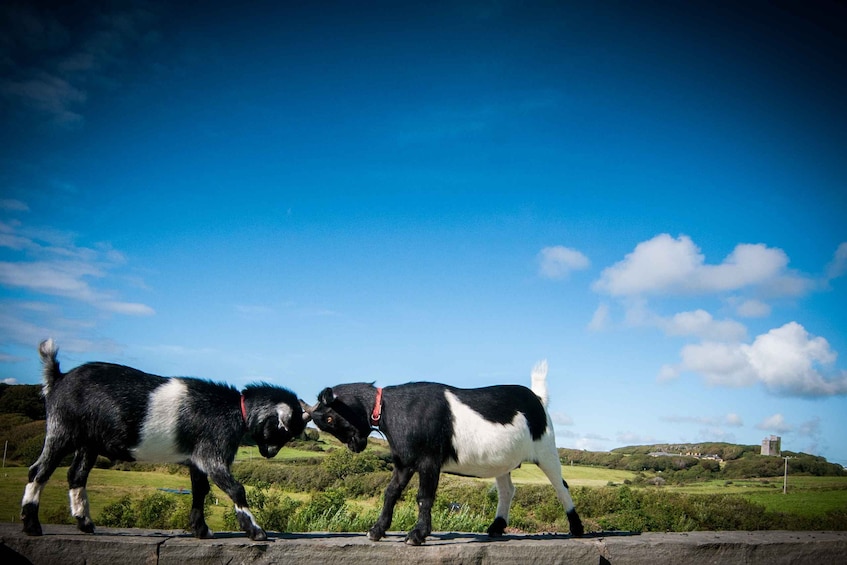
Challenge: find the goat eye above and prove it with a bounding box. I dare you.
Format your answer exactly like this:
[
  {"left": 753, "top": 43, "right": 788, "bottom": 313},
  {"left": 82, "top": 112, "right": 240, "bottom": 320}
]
[{"left": 325, "top": 416, "right": 333, "bottom": 424}]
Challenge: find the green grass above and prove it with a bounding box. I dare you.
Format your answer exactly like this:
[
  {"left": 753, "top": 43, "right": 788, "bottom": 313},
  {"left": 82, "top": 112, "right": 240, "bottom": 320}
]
[
  {"left": 236, "top": 445, "right": 327, "bottom": 461},
  {"left": 652, "top": 476, "right": 847, "bottom": 517},
  {"left": 512, "top": 463, "right": 638, "bottom": 486}
]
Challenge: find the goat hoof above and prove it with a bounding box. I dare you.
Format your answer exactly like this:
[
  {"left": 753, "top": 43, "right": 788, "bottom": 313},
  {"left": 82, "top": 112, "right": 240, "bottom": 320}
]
[
  {"left": 487, "top": 517, "right": 507, "bottom": 537},
  {"left": 23, "top": 524, "right": 43, "bottom": 537},
  {"left": 568, "top": 510, "right": 584, "bottom": 537},
  {"left": 194, "top": 526, "right": 215, "bottom": 539},
  {"left": 405, "top": 530, "right": 426, "bottom": 546},
  {"left": 249, "top": 528, "right": 268, "bottom": 541},
  {"left": 367, "top": 527, "right": 384, "bottom": 542},
  {"left": 76, "top": 518, "right": 95, "bottom": 533}
]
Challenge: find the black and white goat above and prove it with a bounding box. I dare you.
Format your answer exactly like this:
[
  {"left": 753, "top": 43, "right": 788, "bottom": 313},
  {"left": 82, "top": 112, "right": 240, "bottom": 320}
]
[
  {"left": 302, "top": 360, "right": 584, "bottom": 545},
  {"left": 21, "top": 339, "right": 306, "bottom": 541}
]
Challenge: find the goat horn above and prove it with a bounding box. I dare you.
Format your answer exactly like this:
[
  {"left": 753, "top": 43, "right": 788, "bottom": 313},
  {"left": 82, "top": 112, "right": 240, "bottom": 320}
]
[{"left": 299, "top": 400, "right": 315, "bottom": 422}]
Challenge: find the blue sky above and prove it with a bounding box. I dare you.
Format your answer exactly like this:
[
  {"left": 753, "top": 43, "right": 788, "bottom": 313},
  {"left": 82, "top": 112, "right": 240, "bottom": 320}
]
[{"left": 2, "top": 1, "right": 846, "bottom": 465}]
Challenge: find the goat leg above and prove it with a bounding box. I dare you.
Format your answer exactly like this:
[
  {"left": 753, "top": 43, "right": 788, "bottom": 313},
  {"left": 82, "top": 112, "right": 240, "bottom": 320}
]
[
  {"left": 369, "top": 465, "right": 415, "bottom": 542},
  {"left": 188, "top": 466, "right": 214, "bottom": 538},
  {"left": 207, "top": 465, "right": 267, "bottom": 541},
  {"left": 406, "top": 461, "right": 439, "bottom": 546}
]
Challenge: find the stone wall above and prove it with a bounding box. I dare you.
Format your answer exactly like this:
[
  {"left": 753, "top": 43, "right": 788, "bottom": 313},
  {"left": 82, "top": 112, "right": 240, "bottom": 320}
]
[{"left": 2, "top": 523, "right": 846, "bottom": 564}]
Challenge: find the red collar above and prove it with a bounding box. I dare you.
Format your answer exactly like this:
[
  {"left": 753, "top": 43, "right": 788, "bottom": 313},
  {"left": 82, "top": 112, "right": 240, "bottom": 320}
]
[
  {"left": 370, "top": 387, "right": 383, "bottom": 427},
  {"left": 240, "top": 395, "right": 248, "bottom": 424}
]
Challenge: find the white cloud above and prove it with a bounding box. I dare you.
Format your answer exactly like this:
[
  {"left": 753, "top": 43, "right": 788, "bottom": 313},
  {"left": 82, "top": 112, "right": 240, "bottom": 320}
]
[
  {"left": 569, "top": 434, "right": 613, "bottom": 451},
  {"left": 826, "top": 242, "right": 847, "bottom": 280},
  {"left": 756, "top": 413, "right": 792, "bottom": 434},
  {"left": 0, "top": 216, "right": 154, "bottom": 316},
  {"left": 747, "top": 322, "right": 841, "bottom": 395},
  {"left": 593, "top": 234, "right": 807, "bottom": 297},
  {"left": 101, "top": 301, "right": 155, "bottom": 316},
  {"left": 724, "top": 413, "right": 744, "bottom": 427},
  {"left": 797, "top": 417, "right": 821, "bottom": 438},
  {"left": 660, "top": 413, "right": 743, "bottom": 427},
  {"left": 735, "top": 299, "right": 771, "bottom": 318},
  {"left": 657, "top": 364, "right": 679, "bottom": 382},
  {"left": 616, "top": 431, "right": 658, "bottom": 445},
  {"left": 671, "top": 322, "right": 847, "bottom": 397},
  {"left": 660, "top": 309, "right": 747, "bottom": 342},
  {"left": 587, "top": 303, "right": 610, "bottom": 331},
  {"left": 613, "top": 300, "right": 748, "bottom": 342},
  {"left": 0, "top": 310, "right": 117, "bottom": 353},
  {"left": 2, "top": 378, "right": 18, "bottom": 384},
  {"left": 538, "top": 245, "right": 590, "bottom": 280},
  {"left": 0, "top": 200, "right": 29, "bottom": 212}
]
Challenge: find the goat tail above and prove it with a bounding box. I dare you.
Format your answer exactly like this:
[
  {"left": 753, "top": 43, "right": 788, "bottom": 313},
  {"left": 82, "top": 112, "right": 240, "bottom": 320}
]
[
  {"left": 531, "top": 359, "right": 549, "bottom": 407},
  {"left": 38, "top": 339, "right": 62, "bottom": 396}
]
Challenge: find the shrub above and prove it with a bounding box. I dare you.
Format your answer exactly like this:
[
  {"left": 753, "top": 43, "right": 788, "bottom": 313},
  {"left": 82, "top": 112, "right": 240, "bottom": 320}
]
[
  {"left": 297, "top": 488, "right": 347, "bottom": 524},
  {"left": 98, "top": 491, "right": 199, "bottom": 530},
  {"left": 134, "top": 492, "right": 177, "bottom": 529},
  {"left": 232, "top": 460, "right": 335, "bottom": 492},
  {"left": 341, "top": 471, "right": 391, "bottom": 498},
  {"left": 99, "top": 495, "right": 136, "bottom": 527},
  {"left": 322, "top": 449, "right": 388, "bottom": 480}
]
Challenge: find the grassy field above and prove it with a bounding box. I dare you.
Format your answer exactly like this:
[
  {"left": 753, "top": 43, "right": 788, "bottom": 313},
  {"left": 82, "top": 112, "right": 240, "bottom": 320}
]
[
  {"left": 668, "top": 476, "right": 847, "bottom": 517},
  {"left": 512, "top": 463, "right": 636, "bottom": 487},
  {"left": 3, "top": 454, "right": 845, "bottom": 532}
]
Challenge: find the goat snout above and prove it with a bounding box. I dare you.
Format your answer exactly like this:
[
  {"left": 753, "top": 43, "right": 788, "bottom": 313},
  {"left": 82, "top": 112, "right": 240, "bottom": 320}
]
[
  {"left": 349, "top": 436, "right": 368, "bottom": 453},
  {"left": 259, "top": 444, "right": 280, "bottom": 458}
]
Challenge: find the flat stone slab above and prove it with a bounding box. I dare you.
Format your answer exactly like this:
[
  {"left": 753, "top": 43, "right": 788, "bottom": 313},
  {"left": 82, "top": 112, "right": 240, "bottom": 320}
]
[{"left": 2, "top": 523, "right": 846, "bottom": 564}]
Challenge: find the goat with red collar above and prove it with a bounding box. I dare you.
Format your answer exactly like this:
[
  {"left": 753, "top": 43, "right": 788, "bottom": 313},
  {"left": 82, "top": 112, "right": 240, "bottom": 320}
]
[
  {"left": 21, "top": 339, "right": 306, "bottom": 541},
  {"left": 302, "top": 361, "right": 584, "bottom": 545}
]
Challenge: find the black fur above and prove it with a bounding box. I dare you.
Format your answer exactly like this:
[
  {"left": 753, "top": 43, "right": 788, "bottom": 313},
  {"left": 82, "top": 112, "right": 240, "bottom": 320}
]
[{"left": 21, "top": 340, "right": 305, "bottom": 541}]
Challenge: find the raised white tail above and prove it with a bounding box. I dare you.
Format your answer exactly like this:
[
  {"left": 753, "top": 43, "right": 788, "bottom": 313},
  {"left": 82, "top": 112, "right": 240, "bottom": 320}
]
[{"left": 531, "top": 359, "right": 548, "bottom": 406}]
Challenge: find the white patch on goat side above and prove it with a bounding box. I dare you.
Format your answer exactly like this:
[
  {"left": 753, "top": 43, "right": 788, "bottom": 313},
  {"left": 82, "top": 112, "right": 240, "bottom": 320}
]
[
  {"left": 22, "top": 482, "right": 43, "bottom": 506},
  {"left": 441, "top": 391, "right": 535, "bottom": 478},
  {"left": 69, "top": 487, "right": 91, "bottom": 519},
  {"left": 132, "top": 379, "right": 190, "bottom": 463}
]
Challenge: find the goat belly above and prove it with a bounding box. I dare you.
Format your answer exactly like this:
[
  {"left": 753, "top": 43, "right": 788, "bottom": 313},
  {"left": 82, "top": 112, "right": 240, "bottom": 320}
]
[
  {"left": 440, "top": 391, "right": 534, "bottom": 478},
  {"left": 130, "top": 379, "right": 192, "bottom": 463}
]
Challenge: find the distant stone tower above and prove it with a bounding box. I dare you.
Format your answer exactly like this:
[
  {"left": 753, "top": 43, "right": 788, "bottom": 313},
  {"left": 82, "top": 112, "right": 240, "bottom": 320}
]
[{"left": 761, "top": 435, "right": 781, "bottom": 456}]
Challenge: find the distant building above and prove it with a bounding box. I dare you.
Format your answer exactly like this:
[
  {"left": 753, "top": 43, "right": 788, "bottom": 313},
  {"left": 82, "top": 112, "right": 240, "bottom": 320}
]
[{"left": 761, "top": 435, "right": 781, "bottom": 456}]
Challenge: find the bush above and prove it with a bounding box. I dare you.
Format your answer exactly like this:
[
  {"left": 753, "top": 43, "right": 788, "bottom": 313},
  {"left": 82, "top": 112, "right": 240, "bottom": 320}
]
[
  {"left": 99, "top": 495, "right": 136, "bottom": 527},
  {"left": 98, "top": 491, "right": 201, "bottom": 530},
  {"left": 341, "top": 470, "right": 391, "bottom": 498},
  {"left": 322, "top": 449, "right": 388, "bottom": 480},
  {"left": 134, "top": 492, "right": 177, "bottom": 529},
  {"left": 232, "top": 459, "right": 335, "bottom": 492}
]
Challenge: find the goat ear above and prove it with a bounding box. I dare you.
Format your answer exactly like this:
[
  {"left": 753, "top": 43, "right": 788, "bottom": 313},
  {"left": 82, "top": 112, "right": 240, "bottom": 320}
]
[{"left": 318, "top": 387, "right": 335, "bottom": 405}]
